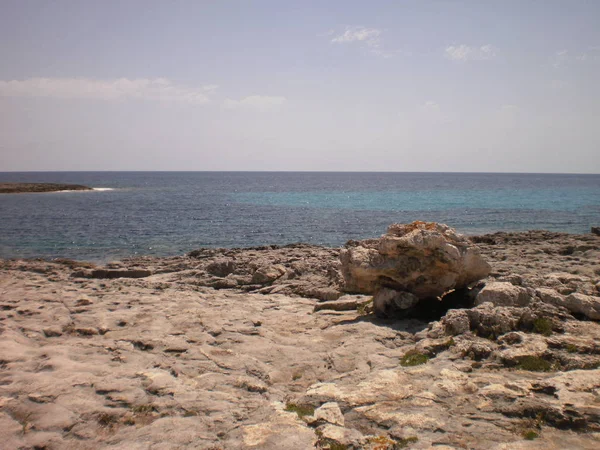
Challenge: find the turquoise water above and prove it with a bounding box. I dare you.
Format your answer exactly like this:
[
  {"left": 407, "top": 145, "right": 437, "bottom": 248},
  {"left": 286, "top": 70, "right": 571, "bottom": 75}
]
[
  {"left": 235, "top": 187, "right": 600, "bottom": 211},
  {"left": 0, "top": 172, "right": 598, "bottom": 261}
]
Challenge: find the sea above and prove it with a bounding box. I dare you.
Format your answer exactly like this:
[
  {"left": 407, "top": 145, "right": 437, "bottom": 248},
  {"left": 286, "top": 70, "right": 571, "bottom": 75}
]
[{"left": 1, "top": 172, "right": 599, "bottom": 262}]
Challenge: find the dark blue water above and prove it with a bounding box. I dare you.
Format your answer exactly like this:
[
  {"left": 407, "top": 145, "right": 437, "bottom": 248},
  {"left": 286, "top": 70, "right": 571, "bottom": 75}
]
[{"left": 1, "top": 172, "right": 599, "bottom": 262}]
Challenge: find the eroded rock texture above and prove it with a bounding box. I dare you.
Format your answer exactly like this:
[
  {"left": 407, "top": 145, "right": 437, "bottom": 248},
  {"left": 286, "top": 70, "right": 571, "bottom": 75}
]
[
  {"left": 341, "top": 222, "right": 491, "bottom": 318},
  {"left": 1, "top": 226, "right": 600, "bottom": 449},
  {"left": 341, "top": 221, "right": 490, "bottom": 296}
]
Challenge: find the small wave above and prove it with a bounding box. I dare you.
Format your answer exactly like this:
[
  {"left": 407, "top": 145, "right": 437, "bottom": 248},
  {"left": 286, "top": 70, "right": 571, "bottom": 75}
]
[{"left": 93, "top": 188, "right": 114, "bottom": 191}]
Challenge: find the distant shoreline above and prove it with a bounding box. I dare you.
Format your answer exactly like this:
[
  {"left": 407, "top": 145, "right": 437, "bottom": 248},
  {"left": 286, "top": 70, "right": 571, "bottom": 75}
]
[{"left": 0, "top": 182, "right": 92, "bottom": 194}]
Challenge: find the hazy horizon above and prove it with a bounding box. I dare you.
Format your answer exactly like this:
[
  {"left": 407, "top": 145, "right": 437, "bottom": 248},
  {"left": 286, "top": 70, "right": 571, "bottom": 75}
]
[
  {"left": 2, "top": 170, "right": 600, "bottom": 175},
  {"left": 1, "top": 1, "right": 600, "bottom": 173}
]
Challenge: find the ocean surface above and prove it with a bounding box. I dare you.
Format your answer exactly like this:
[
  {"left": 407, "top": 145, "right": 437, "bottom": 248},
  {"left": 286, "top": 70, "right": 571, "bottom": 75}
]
[{"left": 1, "top": 172, "right": 599, "bottom": 262}]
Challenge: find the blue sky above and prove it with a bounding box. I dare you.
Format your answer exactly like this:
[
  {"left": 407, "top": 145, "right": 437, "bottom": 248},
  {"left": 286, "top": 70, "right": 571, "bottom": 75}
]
[{"left": 1, "top": 0, "right": 599, "bottom": 172}]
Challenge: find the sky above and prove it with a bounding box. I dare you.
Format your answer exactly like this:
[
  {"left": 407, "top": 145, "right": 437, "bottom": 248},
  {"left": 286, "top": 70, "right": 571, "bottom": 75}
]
[{"left": 1, "top": 0, "right": 599, "bottom": 173}]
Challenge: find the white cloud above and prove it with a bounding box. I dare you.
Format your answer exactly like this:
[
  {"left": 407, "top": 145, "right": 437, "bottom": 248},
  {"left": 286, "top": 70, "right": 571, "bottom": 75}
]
[
  {"left": 552, "top": 50, "right": 569, "bottom": 68},
  {"left": 445, "top": 44, "right": 497, "bottom": 61},
  {"left": 331, "top": 26, "right": 381, "bottom": 45},
  {"left": 330, "top": 26, "right": 397, "bottom": 57},
  {"left": 575, "top": 47, "right": 600, "bottom": 62},
  {"left": 223, "top": 95, "right": 286, "bottom": 112},
  {"left": 0, "top": 77, "right": 217, "bottom": 103},
  {"left": 552, "top": 47, "right": 600, "bottom": 67},
  {"left": 421, "top": 100, "right": 440, "bottom": 111}
]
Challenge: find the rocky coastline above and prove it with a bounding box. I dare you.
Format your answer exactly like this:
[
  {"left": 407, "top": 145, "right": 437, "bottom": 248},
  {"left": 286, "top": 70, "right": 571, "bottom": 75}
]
[
  {"left": 0, "top": 183, "right": 92, "bottom": 194},
  {"left": 1, "top": 223, "right": 600, "bottom": 449}
]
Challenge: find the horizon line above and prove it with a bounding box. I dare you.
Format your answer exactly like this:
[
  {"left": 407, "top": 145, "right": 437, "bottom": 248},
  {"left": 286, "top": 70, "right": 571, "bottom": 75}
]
[{"left": 1, "top": 170, "right": 600, "bottom": 176}]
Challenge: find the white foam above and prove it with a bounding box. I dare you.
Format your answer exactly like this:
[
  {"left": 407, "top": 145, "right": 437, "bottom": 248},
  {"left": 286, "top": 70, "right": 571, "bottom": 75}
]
[{"left": 93, "top": 188, "right": 114, "bottom": 191}]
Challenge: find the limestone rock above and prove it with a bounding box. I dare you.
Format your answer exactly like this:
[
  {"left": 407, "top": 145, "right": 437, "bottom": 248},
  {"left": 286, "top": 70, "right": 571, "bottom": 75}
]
[
  {"left": 373, "top": 288, "right": 419, "bottom": 318},
  {"left": 340, "top": 221, "right": 490, "bottom": 297},
  {"left": 3, "top": 227, "right": 600, "bottom": 449},
  {"left": 317, "top": 424, "right": 364, "bottom": 448},
  {"left": 466, "top": 303, "right": 524, "bottom": 338},
  {"left": 475, "top": 282, "right": 532, "bottom": 307},
  {"left": 205, "top": 258, "right": 236, "bottom": 277},
  {"left": 561, "top": 293, "right": 600, "bottom": 320},
  {"left": 241, "top": 413, "right": 317, "bottom": 449},
  {"left": 251, "top": 265, "right": 286, "bottom": 284},
  {"left": 536, "top": 287, "right": 565, "bottom": 306},
  {"left": 496, "top": 332, "right": 548, "bottom": 366},
  {"left": 313, "top": 402, "right": 345, "bottom": 426},
  {"left": 538, "top": 287, "right": 600, "bottom": 320},
  {"left": 440, "top": 309, "right": 471, "bottom": 336},
  {"left": 313, "top": 295, "right": 371, "bottom": 312}
]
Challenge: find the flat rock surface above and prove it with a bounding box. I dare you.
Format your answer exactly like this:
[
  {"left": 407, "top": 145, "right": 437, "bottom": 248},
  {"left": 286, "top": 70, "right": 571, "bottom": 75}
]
[
  {"left": 1, "top": 230, "right": 600, "bottom": 449},
  {"left": 0, "top": 183, "right": 92, "bottom": 194}
]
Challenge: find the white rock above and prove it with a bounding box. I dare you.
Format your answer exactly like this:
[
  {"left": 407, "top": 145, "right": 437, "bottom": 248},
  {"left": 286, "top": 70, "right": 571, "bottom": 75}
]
[
  {"left": 475, "top": 282, "right": 531, "bottom": 307},
  {"left": 313, "top": 402, "right": 345, "bottom": 426},
  {"left": 340, "top": 221, "right": 490, "bottom": 298}
]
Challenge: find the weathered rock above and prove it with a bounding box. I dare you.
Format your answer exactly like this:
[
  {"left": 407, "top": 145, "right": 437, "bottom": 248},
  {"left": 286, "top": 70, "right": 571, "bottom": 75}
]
[
  {"left": 251, "top": 265, "right": 286, "bottom": 284},
  {"left": 340, "top": 221, "right": 490, "bottom": 297},
  {"left": 466, "top": 303, "right": 524, "bottom": 338},
  {"left": 239, "top": 411, "right": 317, "bottom": 449},
  {"left": 592, "top": 226, "right": 600, "bottom": 236},
  {"left": 2, "top": 227, "right": 600, "bottom": 449},
  {"left": 538, "top": 288, "right": 600, "bottom": 320},
  {"left": 205, "top": 258, "right": 236, "bottom": 277},
  {"left": 184, "top": 244, "right": 344, "bottom": 299},
  {"left": 42, "top": 327, "right": 63, "bottom": 337},
  {"left": 316, "top": 424, "right": 364, "bottom": 448},
  {"left": 313, "top": 295, "right": 371, "bottom": 312},
  {"left": 496, "top": 332, "right": 549, "bottom": 367},
  {"left": 312, "top": 402, "right": 345, "bottom": 426},
  {"left": 536, "top": 287, "right": 565, "bottom": 306},
  {"left": 372, "top": 288, "right": 419, "bottom": 318},
  {"left": 439, "top": 309, "right": 471, "bottom": 336},
  {"left": 475, "top": 282, "right": 532, "bottom": 307},
  {"left": 561, "top": 293, "right": 600, "bottom": 320}
]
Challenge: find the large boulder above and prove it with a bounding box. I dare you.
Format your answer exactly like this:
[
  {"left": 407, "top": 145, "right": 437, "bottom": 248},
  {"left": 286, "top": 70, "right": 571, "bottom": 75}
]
[{"left": 340, "top": 222, "right": 490, "bottom": 298}]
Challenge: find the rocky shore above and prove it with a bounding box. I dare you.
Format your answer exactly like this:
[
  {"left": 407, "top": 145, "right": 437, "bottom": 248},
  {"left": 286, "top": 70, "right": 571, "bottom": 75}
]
[
  {"left": 1, "top": 223, "right": 600, "bottom": 449},
  {"left": 0, "top": 183, "right": 92, "bottom": 194}
]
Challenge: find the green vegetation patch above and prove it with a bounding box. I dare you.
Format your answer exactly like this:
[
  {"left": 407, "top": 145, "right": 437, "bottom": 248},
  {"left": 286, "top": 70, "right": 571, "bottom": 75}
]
[
  {"left": 131, "top": 404, "right": 156, "bottom": 414},
  {"left": 533, "top": 318, "right": 553, "bottom": 337},
  {"left": 515, "top": 356, "right": 553, "bottom": 372},
  {"left": 397, "top": 436, "right": 419, "bottom": 448},
  {"left": 522, "top": 429, "right": 539, "bottom": 440},
  {"left": 400, "top": 350, "right": 429, "bottom": 367},
  {"left": 566, "top": 343, "right": 578, "bottom": 353},
  {"left": 284, "top": 402, "right": 315, "bottom": 419}
]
